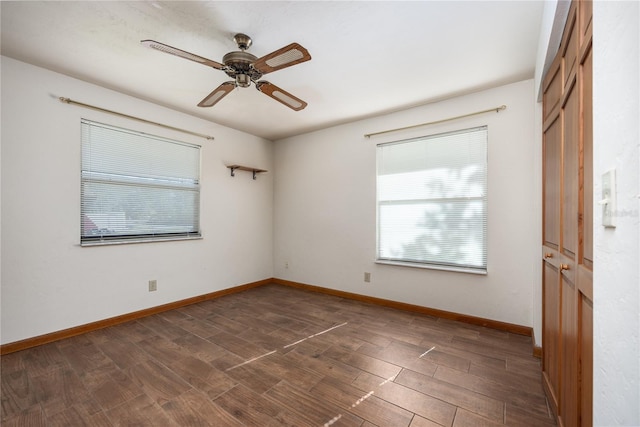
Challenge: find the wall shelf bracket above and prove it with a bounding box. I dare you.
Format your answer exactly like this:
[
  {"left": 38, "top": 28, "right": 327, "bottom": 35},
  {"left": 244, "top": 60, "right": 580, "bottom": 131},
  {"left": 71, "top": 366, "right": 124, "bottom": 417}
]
[{"left": 226, "top": 165, "right": 267, "bottom": 180}]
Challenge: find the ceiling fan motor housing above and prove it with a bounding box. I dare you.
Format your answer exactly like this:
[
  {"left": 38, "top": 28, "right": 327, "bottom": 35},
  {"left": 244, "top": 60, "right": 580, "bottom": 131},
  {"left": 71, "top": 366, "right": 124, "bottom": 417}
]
[{"left": 222, "top": 50, "right": 262, "bottom": 87}]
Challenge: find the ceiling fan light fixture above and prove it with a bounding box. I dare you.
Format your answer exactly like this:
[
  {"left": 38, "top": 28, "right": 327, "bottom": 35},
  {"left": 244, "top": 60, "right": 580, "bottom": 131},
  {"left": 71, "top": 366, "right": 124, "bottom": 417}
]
[{"left": 235, "top": 74, "right": 251, "bottom": 88}]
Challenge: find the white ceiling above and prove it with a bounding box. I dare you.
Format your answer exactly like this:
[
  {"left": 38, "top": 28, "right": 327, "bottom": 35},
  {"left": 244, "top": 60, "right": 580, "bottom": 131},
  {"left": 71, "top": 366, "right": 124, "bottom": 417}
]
[{"left": 1, "top": 1, "right": 544, "bottom": 141}]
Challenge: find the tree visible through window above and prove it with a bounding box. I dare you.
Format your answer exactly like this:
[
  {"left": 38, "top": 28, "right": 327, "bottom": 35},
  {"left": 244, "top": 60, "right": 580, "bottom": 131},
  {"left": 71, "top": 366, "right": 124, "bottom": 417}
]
[
  {"left": 81, "top": 120, "right": 201, "bottom": 244},
  {"left": 376, "top": 126, "right": 487, "bottom": 272}
]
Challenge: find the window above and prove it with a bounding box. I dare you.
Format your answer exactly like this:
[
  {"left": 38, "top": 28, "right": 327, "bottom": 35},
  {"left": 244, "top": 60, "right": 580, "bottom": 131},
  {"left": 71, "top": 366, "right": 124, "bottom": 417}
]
[
  {"left": 81, "top": 119, "right": 201, "bottom": 244},
  {"left": 376, "top": 126, "right": 488, "bottom": 273}
]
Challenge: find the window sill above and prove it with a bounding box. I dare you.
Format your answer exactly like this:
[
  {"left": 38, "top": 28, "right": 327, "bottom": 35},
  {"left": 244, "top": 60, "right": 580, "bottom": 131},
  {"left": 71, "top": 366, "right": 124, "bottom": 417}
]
[
  {"left": 80, "top": 235, "right": 203, "bottom": 247},
  {"left": 375, "top": 259, "right": 487, "bottom": 275}
]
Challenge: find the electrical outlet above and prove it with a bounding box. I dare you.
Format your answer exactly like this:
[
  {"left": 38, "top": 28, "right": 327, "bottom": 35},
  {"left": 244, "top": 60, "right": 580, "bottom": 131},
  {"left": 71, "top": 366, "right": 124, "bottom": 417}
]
[
  {"left": 148, "top": 280, "right": 157, "bottom": 292},
  {"left": 364, "top": 272, "right": 371, "bottom": 283},
  {"left": 285, "top": 261, "right": 289, "bottom": 269}
]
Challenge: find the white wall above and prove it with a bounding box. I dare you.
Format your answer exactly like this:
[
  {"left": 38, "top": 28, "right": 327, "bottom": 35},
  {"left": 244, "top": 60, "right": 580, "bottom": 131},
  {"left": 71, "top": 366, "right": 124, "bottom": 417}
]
[
  {"left": 0, "top": 57, "right": 274, "bottom": 345},
  {"left": 592, "top": 2, "right": 640, "bottom": 425},
  {"left": 274, "top": 80, "right": 538, "bottom": 330}
]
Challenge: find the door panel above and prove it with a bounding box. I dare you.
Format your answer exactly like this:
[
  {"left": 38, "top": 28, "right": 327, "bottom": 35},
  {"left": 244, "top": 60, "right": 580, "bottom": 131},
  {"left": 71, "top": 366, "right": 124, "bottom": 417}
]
[
  {"left": 579, "top": 293, "right": 593, "bottom": 427},
  {"left": 542, "top": 2, "right": 592, "bottom": 426},
  {"left": 544, "top": 116, "right": 562, "bottom": 250},
  {"left": 581, "top": 46, "right": 593, "bottom": 268},
  {"left": 543, "top": 260, "right": 561, "bottom": 411},
  {"left": 562, "top": 80, "right": 579, "bottom": 260},
  {"left": 562, "top": 4, "right": 578, "bottom": 87},
  {"left": 579, "top": 0, "right": 592, "bottom": 40},
  {"left": 577, "top": 9, "right": 594, "bottom": 426},
  {"left": 542, "top": 32, "right": 564, "bottom": 422},
  {"left": 560, "top": 275, "right": 578, "bottom": 427},
  {"left": 544, "top": 56, "right": 563, "bottom": 121}
]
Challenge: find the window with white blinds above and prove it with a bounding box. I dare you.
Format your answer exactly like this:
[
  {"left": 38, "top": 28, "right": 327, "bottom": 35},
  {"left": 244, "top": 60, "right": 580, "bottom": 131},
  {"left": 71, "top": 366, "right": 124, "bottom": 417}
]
[
  {"left": 376, "top": 126, "right": 488, "bottom": 272},
  {"left": 81, "top": 119, "right": 201, "bottom": 244}
]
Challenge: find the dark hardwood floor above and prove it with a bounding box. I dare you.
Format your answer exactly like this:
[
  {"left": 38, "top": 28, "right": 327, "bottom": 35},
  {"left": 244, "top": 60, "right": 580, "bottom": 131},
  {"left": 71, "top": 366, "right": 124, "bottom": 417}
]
[{"left": 1, "top": 283, "right": 555, "bottom": 426}]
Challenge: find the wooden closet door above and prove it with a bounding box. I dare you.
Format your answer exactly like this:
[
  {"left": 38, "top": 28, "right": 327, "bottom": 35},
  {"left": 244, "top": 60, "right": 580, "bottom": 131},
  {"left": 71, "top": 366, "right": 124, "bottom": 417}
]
[
  {"left": 542, "top": 52, "right": 562, "bottom": 415},
  {"left": 560, "top": 65, "right": 579, "bottom": 427},
  {"left": 541, "top": 1, "right": 592, "bottom": 425}
]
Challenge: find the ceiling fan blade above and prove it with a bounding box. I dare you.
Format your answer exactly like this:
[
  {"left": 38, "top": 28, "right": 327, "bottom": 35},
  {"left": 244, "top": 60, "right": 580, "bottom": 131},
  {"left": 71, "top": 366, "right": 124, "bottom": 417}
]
[
  {"left": 197, "top": 82, "right": 236, "bottom": 107},
  {"left": 255, "top": 81, "right": 307, "bottom": 111},
  {"left": 252, "top": 43, "right": 311, "bottom": 74},
  {"left": 141, "top": 40, "right": 225, "bottom": 70}
]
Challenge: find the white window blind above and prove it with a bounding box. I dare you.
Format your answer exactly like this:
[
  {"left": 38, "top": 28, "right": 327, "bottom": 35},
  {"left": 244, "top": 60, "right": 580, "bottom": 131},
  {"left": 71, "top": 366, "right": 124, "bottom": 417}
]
[
  {"left": 81, "top": 119, "right": 201, "bottom": 244},
  {"left": 376, "top": 126, "right": 488, "bottom": 272}
]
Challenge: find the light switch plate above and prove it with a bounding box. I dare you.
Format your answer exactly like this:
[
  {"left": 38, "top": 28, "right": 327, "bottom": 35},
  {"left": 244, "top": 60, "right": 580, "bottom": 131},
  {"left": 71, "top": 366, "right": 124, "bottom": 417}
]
[{"left": 601, "top": 169, "right": 616, "bottom": 227}]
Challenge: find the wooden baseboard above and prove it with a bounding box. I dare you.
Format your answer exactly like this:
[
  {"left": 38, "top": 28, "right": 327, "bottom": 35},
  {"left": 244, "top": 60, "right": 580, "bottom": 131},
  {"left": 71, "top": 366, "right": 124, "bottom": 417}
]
[
  {"left": 0, "top": 278, "right": 271, "bottom": 355},
  {"left": 531, "top": 328, "right": 543, "bottom": 358},
  {"left": 272, "top": 278, "right": 533, "bottom": 337},
  {"left": 1, "top": 277, "right": 537, "bottom": 355},
  {"left": 533, "top": 346, "right": 542, "bottom": 358}
]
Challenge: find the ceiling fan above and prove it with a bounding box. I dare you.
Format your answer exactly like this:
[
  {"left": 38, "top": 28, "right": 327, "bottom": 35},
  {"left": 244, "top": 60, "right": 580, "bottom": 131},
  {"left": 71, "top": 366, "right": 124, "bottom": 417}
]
[{"left": 141, "top": 33, "right": 311, "bottom": 111}]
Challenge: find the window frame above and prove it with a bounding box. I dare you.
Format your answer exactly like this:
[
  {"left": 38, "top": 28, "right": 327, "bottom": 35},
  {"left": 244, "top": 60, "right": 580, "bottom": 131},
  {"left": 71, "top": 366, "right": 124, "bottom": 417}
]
[
  {"left": 80, "top": 119, "right": 202, "bottom": 246},
  {"left": 375, "top": 126, "right": 488, "bottom": 274}
]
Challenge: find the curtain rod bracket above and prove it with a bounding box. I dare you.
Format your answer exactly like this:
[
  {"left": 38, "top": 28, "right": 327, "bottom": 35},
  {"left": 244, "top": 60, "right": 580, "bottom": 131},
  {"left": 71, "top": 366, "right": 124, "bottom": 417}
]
[
  {"left": 59, "top": 97, "right": 215, "bottom": 141},
  {"left": 364, "top": 104, "right": 507, "bottom": 138}
]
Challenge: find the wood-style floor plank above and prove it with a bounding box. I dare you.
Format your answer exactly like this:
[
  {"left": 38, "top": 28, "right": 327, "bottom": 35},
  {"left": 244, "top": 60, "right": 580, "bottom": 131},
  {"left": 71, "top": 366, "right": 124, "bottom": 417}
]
[
  {"left": 264, "top": 380, "right": 363, "bottom": 427},
  {"left": 126, "top": 360, "right": 191, "bottom": 406},
  {"left": 434, "top": 365, "right": 550, "bottom": 419},
  {"left": 46, "top": 402, "right": 112, "bottom": 427},
  {"left": 172, "top": 334, "right": 227, "bottom": 363},
  {"left": 357, "top": 340, "right": 440, "bottom": 377},
  {"left": 453, "top": 407, "right": 505, "bottom": 427},
  {"left": 396, "top": 368, "right": 505, "bottom": 423},
  {"left": 505, "top": 403, "right": 558, "bottom": 427},
  {"left": 161, "top": 388, "right": 244, "bottom": 427},
  {"left": 352, "top": 371, "right": 457, "bottom": 426},
  {"left": 104, "top": 393, "right": 175, "bottom": 426},
  {"left": 79, "top": 363, "right": 144, "bottom": 411},
  {"left": 1, "top": 369, "right": 37, "bottom": 414},
  {"left": 2, "top": 405, "right": 46, "bottom": 427},
  {"left": 311, "top": 375, "right": 414, "bottom": 427},
  {"left": 0, "top": 283, "right": 555, "bottom": 426},
  {"left": 167, "top": 354, "right": 236, "bottom": 400},
  {"left": 251, "top": 352, "right": 324, "bottom": 391},
  {"left": 323, "top": 345, "right": 402, "bottom": 379},
  {"left": 283, "top": 348, "right": 363, "bottom": 384},
  {"left": 410, "top": 414, "right": 447, "bottom": 427},
  {"left": 213, "top": 384, "right": 283, "bottom": 426}
]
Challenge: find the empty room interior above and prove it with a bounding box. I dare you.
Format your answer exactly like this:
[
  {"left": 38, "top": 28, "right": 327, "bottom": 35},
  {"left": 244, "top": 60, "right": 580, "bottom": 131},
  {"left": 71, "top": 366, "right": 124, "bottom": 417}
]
[{"left": 1, "top": 1, "right": 638, "bottom": 426}]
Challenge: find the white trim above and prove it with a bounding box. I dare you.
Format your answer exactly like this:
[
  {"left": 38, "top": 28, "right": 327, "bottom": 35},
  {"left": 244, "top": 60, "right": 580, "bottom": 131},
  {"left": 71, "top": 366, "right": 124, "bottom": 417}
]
[{"left": 375, "top": 259, "right": 487, "bottom": 275}]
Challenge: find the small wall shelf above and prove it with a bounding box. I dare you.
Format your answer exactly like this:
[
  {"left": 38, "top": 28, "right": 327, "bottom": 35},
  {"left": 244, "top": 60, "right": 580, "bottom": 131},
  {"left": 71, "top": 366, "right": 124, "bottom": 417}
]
[{"left": 226, "top": 165, "right": 267, "bottom": 180}]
